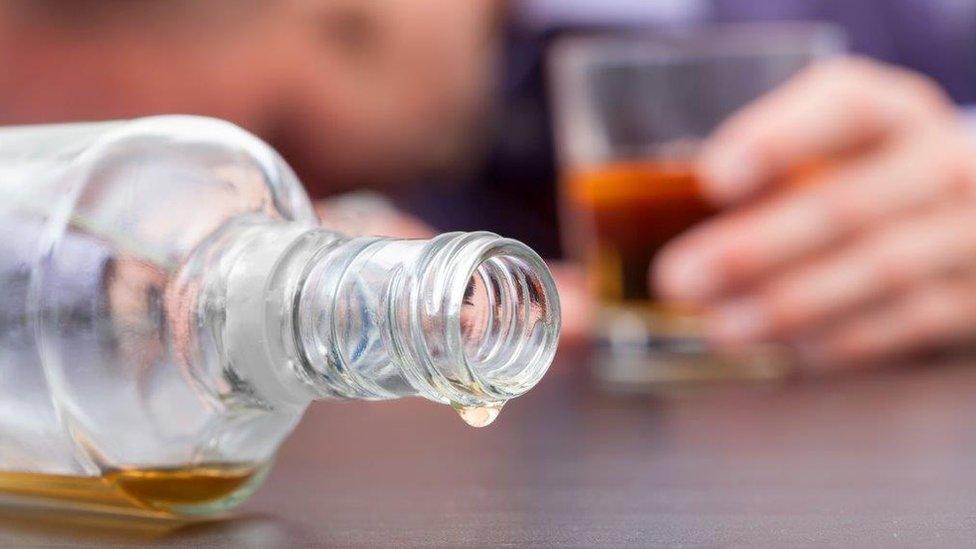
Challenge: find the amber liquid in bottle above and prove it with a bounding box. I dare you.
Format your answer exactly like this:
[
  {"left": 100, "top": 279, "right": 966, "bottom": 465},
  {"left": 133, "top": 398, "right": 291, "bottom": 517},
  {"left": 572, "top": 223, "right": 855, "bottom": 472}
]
[{"left": 0, "top": 464, "right": 267, "bottom": 519}]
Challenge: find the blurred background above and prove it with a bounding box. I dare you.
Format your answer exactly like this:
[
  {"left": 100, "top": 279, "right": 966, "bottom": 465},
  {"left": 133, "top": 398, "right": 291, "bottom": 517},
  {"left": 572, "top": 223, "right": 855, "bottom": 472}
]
[
  {"left": 4, "top": 0, "right": 976, "bottom": 384},
  {"left": 3, "top": 0, "right": 973, "bottom": 252}
]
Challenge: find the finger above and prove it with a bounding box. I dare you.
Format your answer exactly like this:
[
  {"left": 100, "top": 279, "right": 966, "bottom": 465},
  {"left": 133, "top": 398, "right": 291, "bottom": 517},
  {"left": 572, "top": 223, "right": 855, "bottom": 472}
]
[
  {"left": 698, "top": 57, "right": 954, "bottom": 204},
  {"left": 654, "top": 125, "right": 974, "bottom": 303},
  {"left": 795, "top": 272, "right": 976, "bottom": 370},
  {"left": 315, "top": 194, "right": 435, "bottom": 238},
  {"left": 704, "top": 203, "right": 976, "bottom": 345},
  {"left": 548, "top": 262, "right": 594, "bottom": 346}
]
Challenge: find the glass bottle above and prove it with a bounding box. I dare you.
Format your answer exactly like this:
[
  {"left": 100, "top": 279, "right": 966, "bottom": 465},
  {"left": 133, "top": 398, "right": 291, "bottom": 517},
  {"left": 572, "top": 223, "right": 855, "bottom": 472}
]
[{"left": 0, "top": 116, "right": 560, "bottom": 518}]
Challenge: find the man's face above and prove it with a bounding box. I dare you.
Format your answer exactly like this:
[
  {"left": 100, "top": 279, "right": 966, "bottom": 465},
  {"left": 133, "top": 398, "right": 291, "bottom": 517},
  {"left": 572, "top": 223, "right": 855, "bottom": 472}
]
[
  {"left": 277, "top": 0, "right": 503, "bottom": 190},
  {"left": 0, "top": 0, "right": 504, "bottom": 191}
]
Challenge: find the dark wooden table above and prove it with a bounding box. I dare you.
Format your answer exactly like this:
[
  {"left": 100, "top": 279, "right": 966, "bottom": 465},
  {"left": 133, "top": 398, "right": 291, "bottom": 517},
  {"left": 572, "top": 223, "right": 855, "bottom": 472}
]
[{"left": 4, "top": 346, "right": 976, "bottom": 547}]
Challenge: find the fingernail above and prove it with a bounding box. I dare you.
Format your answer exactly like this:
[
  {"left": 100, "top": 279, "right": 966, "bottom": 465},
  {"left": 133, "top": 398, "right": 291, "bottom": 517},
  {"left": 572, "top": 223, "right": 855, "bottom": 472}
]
[
  {"left": 707, "top": 298, "right": 767, "bottom": 345},
  {"left": 698, "top": 144, "right": 763, "bottom": 203},
  {"left": 656, "top": 248, "right": 719, "bottom": 301}
]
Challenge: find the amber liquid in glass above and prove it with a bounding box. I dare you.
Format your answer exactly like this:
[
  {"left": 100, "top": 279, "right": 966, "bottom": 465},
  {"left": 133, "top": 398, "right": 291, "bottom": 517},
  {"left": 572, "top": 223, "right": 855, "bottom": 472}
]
[
  {"left": 565, "top": 159, "right": 716, "bottom": 338},
  {"left": 565, "top": 159, "right": 792, "bottom": 386},
  {"left": 0, "top": 463, "right": 265, "bottom": 519}
]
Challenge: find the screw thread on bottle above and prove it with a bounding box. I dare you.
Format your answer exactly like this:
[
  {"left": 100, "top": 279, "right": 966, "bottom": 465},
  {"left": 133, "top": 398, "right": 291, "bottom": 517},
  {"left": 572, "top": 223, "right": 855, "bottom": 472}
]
[{"left": 295, "top": 231, "right": 561, "bottom": 408}]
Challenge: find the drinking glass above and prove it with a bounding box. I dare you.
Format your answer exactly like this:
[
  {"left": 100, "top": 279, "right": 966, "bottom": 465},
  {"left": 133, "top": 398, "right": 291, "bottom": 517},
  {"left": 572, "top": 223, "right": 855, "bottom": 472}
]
[{"left": 550, "top": 24, "right": 845, "bottom": 388}]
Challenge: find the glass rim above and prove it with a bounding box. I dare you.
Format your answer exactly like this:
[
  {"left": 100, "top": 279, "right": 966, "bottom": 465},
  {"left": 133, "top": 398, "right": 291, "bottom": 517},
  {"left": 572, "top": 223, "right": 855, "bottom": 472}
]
[
  {"left": 548, "top": 22, "right": 848, "bottom": 169},
  {"left": 550, "top": 21, "right": 847, "bottom": 69}
]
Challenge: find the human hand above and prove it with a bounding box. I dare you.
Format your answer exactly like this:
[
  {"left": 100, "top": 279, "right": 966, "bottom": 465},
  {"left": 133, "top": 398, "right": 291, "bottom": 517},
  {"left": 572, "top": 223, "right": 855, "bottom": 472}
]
[
  {"left": 315, "top": 192, "right": 435, "bottom": 239},
  {"left": 546, "top": 262, "right": 593, "bottom": 348},
  {"left": 654, "top": 57, "right": 976, "bottom": 371}
]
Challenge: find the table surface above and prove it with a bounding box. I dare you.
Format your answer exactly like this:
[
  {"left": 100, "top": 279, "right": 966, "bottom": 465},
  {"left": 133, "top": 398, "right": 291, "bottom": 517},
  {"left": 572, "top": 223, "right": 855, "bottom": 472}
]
[{"left": 3, "top": 346, "right": 976, "bottom": 547}]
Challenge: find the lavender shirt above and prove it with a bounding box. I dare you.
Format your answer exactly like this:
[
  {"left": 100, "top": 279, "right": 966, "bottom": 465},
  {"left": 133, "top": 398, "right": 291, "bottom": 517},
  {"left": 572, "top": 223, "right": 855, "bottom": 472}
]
[
  {"left": 712, "top": 0, "right": 976, "bottom": 103},
  {"left": 517, "top": 0, "right": 976, "bottom": 102}
]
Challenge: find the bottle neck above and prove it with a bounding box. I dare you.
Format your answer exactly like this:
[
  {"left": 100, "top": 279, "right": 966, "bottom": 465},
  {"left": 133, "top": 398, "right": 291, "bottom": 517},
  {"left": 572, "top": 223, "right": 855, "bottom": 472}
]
[
  {"left": 210, "top": 225, "right": 560, "bottom": 410},
  {"left": 295, "top": 231, "right": 560, "bottom": 407}
]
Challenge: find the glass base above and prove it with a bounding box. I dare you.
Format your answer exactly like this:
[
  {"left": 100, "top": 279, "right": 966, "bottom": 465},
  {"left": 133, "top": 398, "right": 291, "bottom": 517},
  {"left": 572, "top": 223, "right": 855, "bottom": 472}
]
[
  {"left": 591, "top": 345, "right": 793, "bottom": 394},
  {"left": 592, "top": 304, "right": 794, "bottom": 393}
]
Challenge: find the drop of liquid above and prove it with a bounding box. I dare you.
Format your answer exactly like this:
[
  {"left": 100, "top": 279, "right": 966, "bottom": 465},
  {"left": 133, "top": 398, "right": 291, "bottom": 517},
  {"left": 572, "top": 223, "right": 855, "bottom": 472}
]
[{"left": 453, "top": 402, "right": 505, "bottom": 428}]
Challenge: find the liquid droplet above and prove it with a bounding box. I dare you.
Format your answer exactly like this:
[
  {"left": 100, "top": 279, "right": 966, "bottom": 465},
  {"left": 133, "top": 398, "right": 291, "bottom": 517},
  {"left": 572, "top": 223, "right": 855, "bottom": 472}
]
[{"left": 453, "top": 402, "right": 504, "bottom": 428}]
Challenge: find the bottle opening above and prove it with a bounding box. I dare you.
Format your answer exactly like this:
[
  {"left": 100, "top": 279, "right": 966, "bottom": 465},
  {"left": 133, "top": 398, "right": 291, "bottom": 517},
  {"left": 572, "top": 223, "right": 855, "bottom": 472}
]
[
  {"left": 453, "top": 240, "right": 560, "bottom": 402},
  {"left": 293, "top": 230, "right": 560, "bottom": 409}
]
